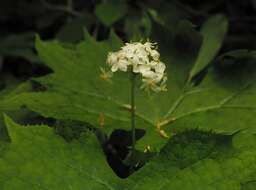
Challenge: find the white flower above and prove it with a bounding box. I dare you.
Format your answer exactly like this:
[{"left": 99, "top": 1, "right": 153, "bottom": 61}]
[
  {"left": 106, "top": 52, "right": 117, "bottom": 66},
  {"left": 111, "top": 59, "right": 129, "bottom": 72},
  {"left": 154, "top": 62, "right": 166, "bottom": 74},
  {"left": 144, "top": 42, "right": 154, "bottom": 52},
  {"left": 106, "top": 41, "right": 167, "bottom": 92},
  {"left": 133, "top": 64, "right": 151, "bottom": 74},
  {"left": 150, "top": 50, "right": 160, "bottom": 61}
]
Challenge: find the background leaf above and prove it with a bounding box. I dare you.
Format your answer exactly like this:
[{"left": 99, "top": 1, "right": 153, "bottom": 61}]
[
  {"left": 189, "top": 14, "right": 228, "bottom": 81},
  {"left": 95, "top": 0, "right": 127, "bottom": 27}
]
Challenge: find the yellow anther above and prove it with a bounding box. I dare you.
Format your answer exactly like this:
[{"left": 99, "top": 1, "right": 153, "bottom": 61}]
[
  {"left": 158, "top": 129, "right": 169, "bottom": 139},
  {"left": 99, "top": 67, "right": 112, "bottom": 81},
  {"left": 121, "top": 104, "right": 136, "bottom": 111},
  {"left": 99, "top": 113, "right": 105, "bottom": 128},
  {"left": 155, "top": 120, "right": 170, "bottom": 139},
  {"left": 144, "top": 145, "right": 151, "bottom": 153}
]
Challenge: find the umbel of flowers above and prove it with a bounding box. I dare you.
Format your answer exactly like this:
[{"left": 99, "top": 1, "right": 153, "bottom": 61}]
[{"left": 106, "top": 41, "right": 167, "bottom": 92}]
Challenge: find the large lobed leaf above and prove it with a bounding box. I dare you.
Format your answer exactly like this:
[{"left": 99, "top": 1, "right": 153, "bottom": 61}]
[
  {"left": 1, "top": 116, "right": 256, "bottom": 190},
  {"left": 3, "top": 14, "right": 256, "bottom": 151},
  {"left": 0, "top": 115, "right": 121, "bottom": 189}
]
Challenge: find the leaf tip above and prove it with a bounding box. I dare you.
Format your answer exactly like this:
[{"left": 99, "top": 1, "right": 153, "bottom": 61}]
[
  {"left": 3, "top": 113, "right": 12, "bottom": 127},
  {"left": 3, "top": 114, "right": 18, "bottom": 140}
]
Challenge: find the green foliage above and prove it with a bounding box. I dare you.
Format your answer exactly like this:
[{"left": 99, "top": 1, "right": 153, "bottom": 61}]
[
  {"left": 124, "top": 11, "right": 152, "bottom": 41},
  {"left": 189, "top": 14, "right": 228, "bottom": 80},
  {"left": 126, "top": 132, "right": 256, "bottom": 190},
  {"left": 0, "top": 115, "right": 121, "bottom": 189},
  {"left": 0, "top": 0, "right": 256, "bottom": 189},
  {"left": 2, "top": 15, "right": 256, "bottom": 152},
  {"left": 217, "top": 49, "right": 256, "bottom": 65},
  {"left": 56, "top": 16, "right": 94, "bottom": 43},
  {"left": 1, "top": 116, "right": 256, "bottom": 190},
  {"left": 95, "top": 0, "right": 127, "bottom": 26}
]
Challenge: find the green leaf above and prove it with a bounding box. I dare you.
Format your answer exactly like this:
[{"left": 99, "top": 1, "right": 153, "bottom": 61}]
[
  {"left": 0, "top": 20, "right": 198, "bottom": 152},
  {"left": 6, "top": 30, "right": 190, "bottom": 151},
  {"left": 0, "top": 82, "right": 34, "bottom": 112},
  {"left": 56, "top": 16, "right": 93, "bottom": 43},
  {"left": 126, "top": 132, "right": 256, "bottom": 190},
  {"left": 3, "top": 16, "right": 256, "bottom": 152},
  {"left": 1, "top": 117, "right": 256, "bottom": 190},
  {"left": 124, "top": 11, "right": 152, "bottom": 41},
  {"left": 95, "top": 1, "right": 127, "bottom": 26},
  {"left": 216, "top": 49, "right": 256, "bottom": 65},
  {"left": 0, "top": 115, "right": 122, "bottom": 189},
  {"left": 189, "top": 14, "right": 228, "bottom": 80}
]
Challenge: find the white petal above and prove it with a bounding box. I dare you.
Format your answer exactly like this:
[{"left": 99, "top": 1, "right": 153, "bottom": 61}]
[
  {"left": 111, "top": 64, "right": 118, "bottom": 72},
  {"left": 118, "top": 60, "right": 129, "bottom": 72},
  {"left": 151, "top": 50, "right": 160, "bottom": 61},
  {"left": 153, "top": 73, "right": 164, "bottom": 83},
  {"left": 148, "top": 61, "right": 158, "bottom": 67},
  {"left": 142, "top": 70, "right": 155, "bottom": 78},
  {"left": 139, "top": 65, "right": 151, "bottom": 72},
  {"left": 155, "top": 62, "right": 166, "bottom": 73},
  {"left": 107, "top": 52, "right": 118, "bottom": 66},
  {"left": 133, "top": 65, "right": 140, "bottom": 73},
  {"left": 144, "top": 42, "right": 153, "bottom": 51}
]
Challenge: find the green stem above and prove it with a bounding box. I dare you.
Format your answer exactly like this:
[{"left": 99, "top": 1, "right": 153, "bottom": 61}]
[{"left": 130, "top": 71, "right": 136, "bottom": 153}]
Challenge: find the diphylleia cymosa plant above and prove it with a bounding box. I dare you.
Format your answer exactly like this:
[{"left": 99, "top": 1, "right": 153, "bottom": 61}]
[{"left": 105, "top": 41, "right": 167, "bottom": 153}]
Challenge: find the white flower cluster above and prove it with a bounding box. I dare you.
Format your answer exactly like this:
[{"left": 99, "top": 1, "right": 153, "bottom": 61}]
[{"left": 106, "top": 41, "right": 167, "bottom": 92}]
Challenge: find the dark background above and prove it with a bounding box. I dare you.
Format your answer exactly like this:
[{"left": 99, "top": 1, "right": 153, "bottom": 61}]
[{"left": 0, "top": 0, "right": 255, "bottom": 86}]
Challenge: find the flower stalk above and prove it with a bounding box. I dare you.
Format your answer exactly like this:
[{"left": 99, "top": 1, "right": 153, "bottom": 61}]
[{"left": 130, "top": 71, "right": 136, "bottom": 153}]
